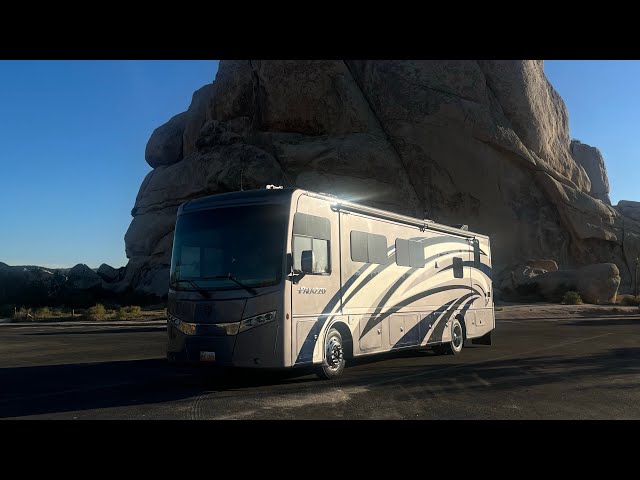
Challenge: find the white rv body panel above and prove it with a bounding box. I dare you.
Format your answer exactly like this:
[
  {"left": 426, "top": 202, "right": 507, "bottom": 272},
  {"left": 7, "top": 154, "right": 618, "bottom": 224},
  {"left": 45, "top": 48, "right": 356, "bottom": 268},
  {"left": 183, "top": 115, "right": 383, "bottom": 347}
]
[{"left": 288, "top": 190, "right": 495, "bottom": 366}]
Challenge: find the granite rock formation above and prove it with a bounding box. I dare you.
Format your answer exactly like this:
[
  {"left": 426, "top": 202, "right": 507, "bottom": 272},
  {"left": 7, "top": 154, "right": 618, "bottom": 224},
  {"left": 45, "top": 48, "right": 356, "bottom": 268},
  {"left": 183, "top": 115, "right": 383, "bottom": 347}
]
[{"left": 119, "top": 60, "right": 640, "bottom": 299}]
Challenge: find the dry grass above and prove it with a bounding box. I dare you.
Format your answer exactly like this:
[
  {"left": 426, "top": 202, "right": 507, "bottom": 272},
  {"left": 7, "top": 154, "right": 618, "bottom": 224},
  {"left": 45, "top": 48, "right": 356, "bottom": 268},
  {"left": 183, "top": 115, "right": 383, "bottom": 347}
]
[{"left": 7, "top": 304, "right": 165, "bottom": 322}]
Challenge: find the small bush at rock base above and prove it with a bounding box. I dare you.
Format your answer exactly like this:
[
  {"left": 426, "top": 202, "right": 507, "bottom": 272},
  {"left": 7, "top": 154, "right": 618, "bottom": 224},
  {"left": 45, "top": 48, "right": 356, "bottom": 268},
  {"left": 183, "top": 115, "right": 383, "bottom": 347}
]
[{"left": 562, "top": 291, "right": 582, "bottom": 305}]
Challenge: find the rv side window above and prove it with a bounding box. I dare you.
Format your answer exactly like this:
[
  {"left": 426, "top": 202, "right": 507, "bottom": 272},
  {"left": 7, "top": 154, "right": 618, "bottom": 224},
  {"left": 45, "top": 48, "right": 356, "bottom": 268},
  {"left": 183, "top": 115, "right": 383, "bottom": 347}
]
[
  {"left": 453, "top": 257, "right": 464, "bottom": 278},
  {"left": 473, "top": 239, "right": 480, "bottom": 268},
  {"left": 293, "top": 236, "right": 330, "bottom": 274},
  {"left": 395, "top": 239, "right": 425, "bottom": 268},
  {"left": 292, "top": 213, "right": 331, "bottom": 275},
  {"left": 350, "top": 231, "right": 387, "bottom": 264}
]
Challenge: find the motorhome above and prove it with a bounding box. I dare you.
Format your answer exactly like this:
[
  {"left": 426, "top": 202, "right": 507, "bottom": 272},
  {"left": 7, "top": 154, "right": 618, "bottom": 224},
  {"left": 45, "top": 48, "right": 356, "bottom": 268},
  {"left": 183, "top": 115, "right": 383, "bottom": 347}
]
[{"left": 167, "top": 187, "right": 495, "bottom": 379}]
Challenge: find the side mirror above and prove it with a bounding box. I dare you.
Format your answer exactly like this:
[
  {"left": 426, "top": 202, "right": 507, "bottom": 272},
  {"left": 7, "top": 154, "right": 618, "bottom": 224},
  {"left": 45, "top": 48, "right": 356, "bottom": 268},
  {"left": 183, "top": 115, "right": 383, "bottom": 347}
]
[{"left": 301, "top": 250, "right": 314, "bottom": 274}]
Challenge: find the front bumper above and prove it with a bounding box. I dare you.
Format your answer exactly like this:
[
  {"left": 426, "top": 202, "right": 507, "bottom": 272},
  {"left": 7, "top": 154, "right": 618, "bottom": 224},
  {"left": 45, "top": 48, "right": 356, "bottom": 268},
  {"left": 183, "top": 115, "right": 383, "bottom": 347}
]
[{"left": 166, "top": 319, "right": 282, "bottom": 368}]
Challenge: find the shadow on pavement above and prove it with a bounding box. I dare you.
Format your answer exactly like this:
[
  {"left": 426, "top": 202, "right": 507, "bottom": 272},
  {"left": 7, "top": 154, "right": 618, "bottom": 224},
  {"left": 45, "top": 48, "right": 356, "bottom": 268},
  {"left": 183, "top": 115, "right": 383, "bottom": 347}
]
[
  {"left": 0, "top": 357, "right": 323, "bottom": 418},
  {"left": 2, "top": 338, "right": 639, "bottom": 418},
  {"left": 334, "top": 346, "right": 640, "bottom": 398}
]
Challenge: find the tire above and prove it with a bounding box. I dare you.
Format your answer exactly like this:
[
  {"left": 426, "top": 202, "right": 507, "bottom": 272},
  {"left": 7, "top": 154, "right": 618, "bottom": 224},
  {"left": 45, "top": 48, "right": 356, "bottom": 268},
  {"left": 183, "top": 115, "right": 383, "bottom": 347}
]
[
  {"left": 316, "top": 328, "right": 346, "bottom": 379},
  {"left": 435, "top": 317, "right": 465, "bottom": 355}
]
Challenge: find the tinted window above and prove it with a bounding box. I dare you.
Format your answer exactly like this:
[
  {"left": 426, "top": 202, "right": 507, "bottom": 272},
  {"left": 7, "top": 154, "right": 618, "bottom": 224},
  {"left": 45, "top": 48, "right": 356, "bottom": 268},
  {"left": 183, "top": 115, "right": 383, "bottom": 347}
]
[
  {"left": 293, "top": 212, "right": 331, "bottom": 240},
  {"left": 170, "top": 205, "right": 287, "bottom": 291},
  {"left": 293, "top": 235, "right": 330, "bottom": 274},
  {"left": 396, "top": 239, "right": 425, "bottom": 268},
  {"left": 368, "top": 234, "right": 387, "bottom": 264},
  {"left": 395, "top": 239, "right": 410, "bottom": 267},
  {"left": 313, "top": 239, "right": 330, "bottom": 273},
  {"left": 292, "top": 236, "right": 312, "bottom": 271},
  {"left": 350, "top": 231, "right": 387, "bottom": 264},
  {"left": 453, "top": 257, "right": 464, "bottom": 278},
  {"left": 350, "top": 231, "right": 368, "bottom": 263},
  {"left": 292, "top": 213, "right": 331, "bottom": 275},
  {"left": 409, "top": 241, "right": 425, "bottom": 268}
]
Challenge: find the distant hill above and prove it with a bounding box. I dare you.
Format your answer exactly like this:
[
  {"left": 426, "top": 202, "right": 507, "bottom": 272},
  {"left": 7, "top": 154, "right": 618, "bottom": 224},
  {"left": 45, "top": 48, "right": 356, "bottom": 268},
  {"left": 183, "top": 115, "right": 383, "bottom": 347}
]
[{"left": 0, "top": 262, "right": 156, "bottom": 308}]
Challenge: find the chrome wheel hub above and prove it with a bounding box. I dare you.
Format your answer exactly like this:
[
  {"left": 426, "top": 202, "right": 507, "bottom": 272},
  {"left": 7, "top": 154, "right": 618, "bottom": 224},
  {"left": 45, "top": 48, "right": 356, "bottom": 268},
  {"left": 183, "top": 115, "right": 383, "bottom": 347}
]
[
  {"left": 452, "top": 324, "right": 463, "bottom": 349},
  {"left": 327, "top": 337, "right": 344, "bottom": 370}
]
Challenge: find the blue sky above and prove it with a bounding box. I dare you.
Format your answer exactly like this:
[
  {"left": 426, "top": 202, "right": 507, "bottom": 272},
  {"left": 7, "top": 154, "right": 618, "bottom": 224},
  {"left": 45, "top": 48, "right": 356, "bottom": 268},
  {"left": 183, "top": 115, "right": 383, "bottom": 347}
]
[
  {"left": 0, "top": 60, "right": 637, "bottom": 268},
  {"left": 545, "top": 60, "right": 640, "bottom": 205},
  {"left": 0, "top": 60, "right": 219, "bottom": 268}
]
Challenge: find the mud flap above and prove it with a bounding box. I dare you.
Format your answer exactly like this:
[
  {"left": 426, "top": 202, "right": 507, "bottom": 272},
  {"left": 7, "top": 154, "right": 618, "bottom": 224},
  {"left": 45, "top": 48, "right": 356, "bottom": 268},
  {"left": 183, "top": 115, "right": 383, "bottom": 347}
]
[{"left": 471, "top": 331, "right": 492, "bottom": 345}]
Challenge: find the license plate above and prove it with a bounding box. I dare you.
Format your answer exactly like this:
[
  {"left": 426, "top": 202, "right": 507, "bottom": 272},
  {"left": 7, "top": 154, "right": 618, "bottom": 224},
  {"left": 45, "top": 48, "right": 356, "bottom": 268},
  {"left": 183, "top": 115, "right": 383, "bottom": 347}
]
[{"left": 199, "top": 351, "right": 216, "bottom": 362}]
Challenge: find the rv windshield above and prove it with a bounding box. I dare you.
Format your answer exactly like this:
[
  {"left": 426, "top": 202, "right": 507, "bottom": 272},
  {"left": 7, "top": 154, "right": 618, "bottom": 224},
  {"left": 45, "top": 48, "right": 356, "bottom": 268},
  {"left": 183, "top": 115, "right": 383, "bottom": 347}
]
[{"left": 169, "top": 205, "right": 287, "bottom": 292}]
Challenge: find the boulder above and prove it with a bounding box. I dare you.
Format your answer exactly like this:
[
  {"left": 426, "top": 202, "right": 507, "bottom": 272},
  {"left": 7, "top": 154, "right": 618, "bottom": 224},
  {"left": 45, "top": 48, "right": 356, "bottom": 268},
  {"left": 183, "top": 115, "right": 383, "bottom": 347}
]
[
  {"left": 571, "top": 140, "right": 611, "bottom": 204},
  {"left": 513, "top": 263, "right": 621, "bottom": 304},
  {"left": 145, "top": 112, "right": 187, "bottom": 168},
  {"left": 616, "top": 200, "right": 640, "bottom": 222}
]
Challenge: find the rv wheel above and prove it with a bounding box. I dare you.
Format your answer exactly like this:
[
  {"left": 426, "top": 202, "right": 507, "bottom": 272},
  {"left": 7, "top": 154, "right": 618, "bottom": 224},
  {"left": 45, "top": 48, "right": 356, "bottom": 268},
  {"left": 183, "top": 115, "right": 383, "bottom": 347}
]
[
  {"left": 316, "top": 328, "right": 345, "bottom": 380},
  {"left": 434, "top": 318, "right": 465, "bottom": 355}
]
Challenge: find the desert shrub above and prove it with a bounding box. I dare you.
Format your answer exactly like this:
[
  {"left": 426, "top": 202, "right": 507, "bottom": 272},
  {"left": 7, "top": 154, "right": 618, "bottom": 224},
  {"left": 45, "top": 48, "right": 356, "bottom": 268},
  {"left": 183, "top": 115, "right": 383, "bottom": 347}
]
[
  {"left": 86, "top": 304, "right": 107, "bottom": 321},
  {"left": 33, "top": 307, "right": 52, "bottom": 319},
  {"left": 13, "top": 307, "right": 34, "bottom": 321},
  {"left": 114, "top": 305, "right": 142, "bottom": 320},
  {"left": 562, "top": 291, "right": 582, "bottom": 305},
  {"left": 115, "top": 307, "right": 129, "bottom": 320},
  {"left": 618, "top": 295, "right": 640, "bottom": 306}
]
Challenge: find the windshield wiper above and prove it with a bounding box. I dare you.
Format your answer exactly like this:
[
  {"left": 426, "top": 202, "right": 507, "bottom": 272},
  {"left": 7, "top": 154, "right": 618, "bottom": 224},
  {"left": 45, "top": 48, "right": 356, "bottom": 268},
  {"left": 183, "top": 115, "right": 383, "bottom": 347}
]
[
  {"left": 200, "top": 274, "right": 258, "bottom": 296},
  {"left": 170, "top": 279, "right": 210, "bottom": 299}
]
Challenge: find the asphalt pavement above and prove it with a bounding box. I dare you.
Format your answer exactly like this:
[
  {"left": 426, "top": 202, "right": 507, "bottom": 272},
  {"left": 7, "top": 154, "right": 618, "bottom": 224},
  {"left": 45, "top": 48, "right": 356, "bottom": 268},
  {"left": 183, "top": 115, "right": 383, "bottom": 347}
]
[{"left": 1, "top": 306, "right": 639, "bottom": 419}]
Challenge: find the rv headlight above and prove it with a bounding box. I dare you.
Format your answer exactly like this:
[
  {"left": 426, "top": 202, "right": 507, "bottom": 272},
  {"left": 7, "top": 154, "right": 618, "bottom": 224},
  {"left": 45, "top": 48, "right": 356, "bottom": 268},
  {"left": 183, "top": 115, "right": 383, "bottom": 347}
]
[
  {"left": 239, "top": 311, "right": 277, "bottom": 332},
  {"left": 167, "top": 312, "right": 196, "bottom": 335},
  {"left": 218, "top": 322, "right": 240, "bottom": 335}
]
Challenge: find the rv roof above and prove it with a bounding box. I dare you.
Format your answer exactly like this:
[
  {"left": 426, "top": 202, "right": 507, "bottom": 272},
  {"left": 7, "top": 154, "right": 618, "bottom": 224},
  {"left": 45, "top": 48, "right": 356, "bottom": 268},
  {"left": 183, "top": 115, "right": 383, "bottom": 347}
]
[
  {"left": 181, "top": 187, "right": 296, "bottom": 212},
  {"left": 179, "top": 188, "right": 487, "bottom": 239}
]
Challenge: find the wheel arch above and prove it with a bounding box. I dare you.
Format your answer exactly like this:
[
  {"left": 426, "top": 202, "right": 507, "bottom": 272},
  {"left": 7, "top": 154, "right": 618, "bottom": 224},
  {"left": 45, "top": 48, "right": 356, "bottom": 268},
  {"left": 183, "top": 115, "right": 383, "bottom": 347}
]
[
  {"left": 328, "top": 320, "right": 354, "bottom": 360},
  {"left": 455, "top": 312, "right": 467, "bottom": 340}
]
